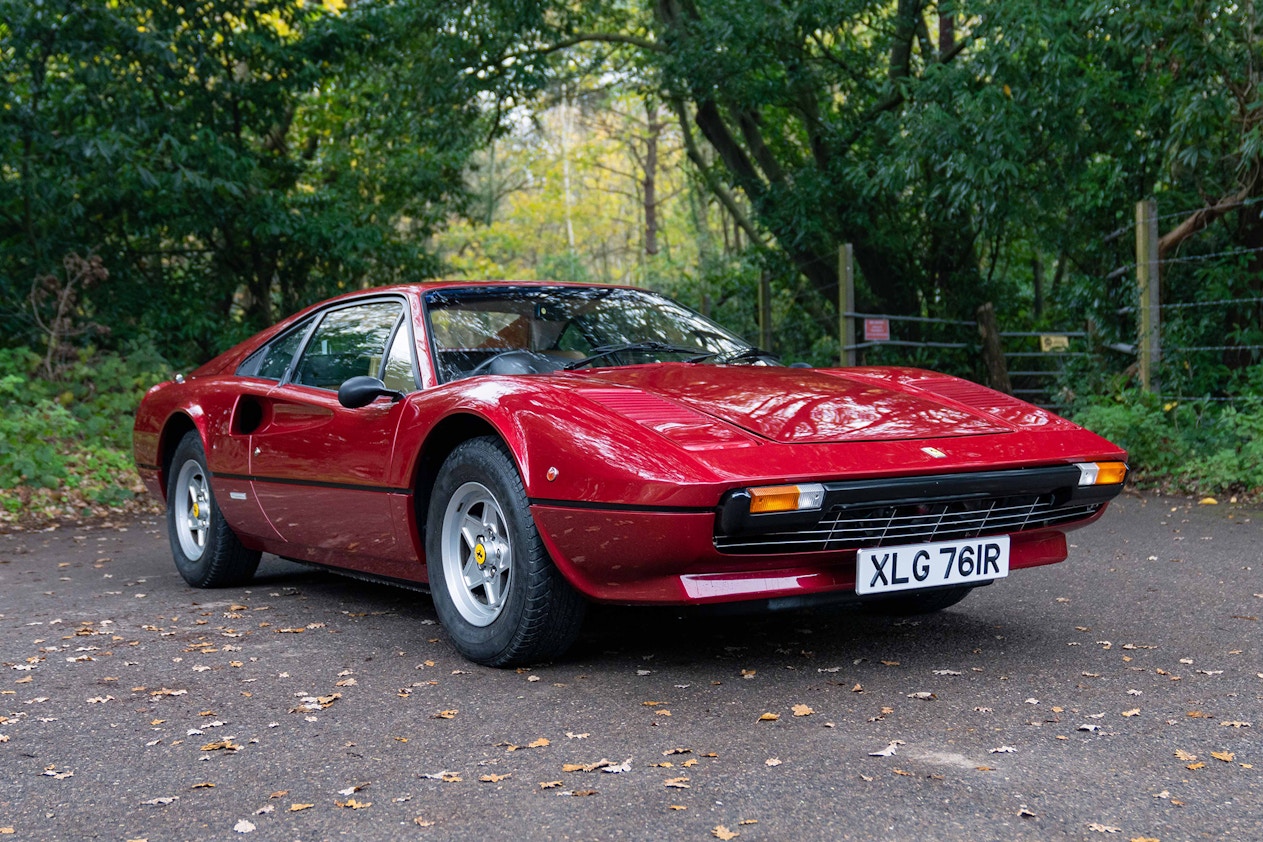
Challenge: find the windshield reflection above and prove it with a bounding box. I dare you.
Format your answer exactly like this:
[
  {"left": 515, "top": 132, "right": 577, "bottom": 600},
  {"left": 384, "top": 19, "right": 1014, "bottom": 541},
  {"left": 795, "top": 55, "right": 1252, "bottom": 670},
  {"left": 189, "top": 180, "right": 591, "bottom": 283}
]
[{"left": 424, "top": 286, "right": 760, "bottom": 383}]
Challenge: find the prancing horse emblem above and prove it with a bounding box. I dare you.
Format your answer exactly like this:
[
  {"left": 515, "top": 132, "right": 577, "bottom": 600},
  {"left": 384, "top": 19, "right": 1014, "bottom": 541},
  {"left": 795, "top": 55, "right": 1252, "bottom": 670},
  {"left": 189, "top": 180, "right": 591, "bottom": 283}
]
[{"left": 921, "top": 446, "right": 947, "bottom": 458}]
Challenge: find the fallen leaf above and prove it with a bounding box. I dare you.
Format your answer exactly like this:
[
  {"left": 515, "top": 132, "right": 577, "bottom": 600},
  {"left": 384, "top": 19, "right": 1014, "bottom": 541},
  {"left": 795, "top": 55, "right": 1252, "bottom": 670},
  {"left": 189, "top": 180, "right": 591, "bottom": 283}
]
[
  {"left": 1017, "top": 807, "right": 1037, "bottom": 818},
  {"left": 200, "top": 740, "right": 240, "bottom": 752},
  {"left": 432, "top": 709, "right": 458, "bottom": 720},
  {"left": 868, "top": 740, "right": 904, "bottom": 758},
  {"left": 907, "top": 692, "right": 936, "bottom": 700},
  {"left": 539, "top": 781, "right": 563, "bottom": 789},
  {"left": 1122, "top": 709, "right": 1141, "bottom": 717},
  {"left": 141, "top": 797, "right": 178, "bottom": 806},
  {"left": 566, "top": 789, "right": 598, "bottom": 797},
  {"left": 1211, "top": 751, "right": 1235, "bottom": 762},
  {"left": 791, "top": 704, "right": 814, "bottom": 717},
  {"left": 1086, "top": 824, "right": 1121, "bottom": 833},
  {"left": 479, "top": 773, "right": 511, "bottom": 783},
  {"left": 1220, "top": 721, "right": 1251, "bottom": 727},
  {"left": 233, "top": 819, "right": 255, "bottom": 833},
  {"left": 191, "top": 782, "right": 215, "bottom": 789},
  {"left": 336, "top": 798, "right": 371, "bottom": 809},
  {"left": 528, "top": 737, "right": 550, "bottom": 748},
  {"left": 1186, "top": 762, "right": 1206, "bottom": 770},
  {"left": 663, "top": 748, "right": 692, "bottom": 756},
  {"left": 765, "top": 758, "right": 782, "bottom": 767},
  {"left": 892, "top": 769, "right": 913, "bottom": 777},
  {"left": 669, "top": 805, "right": 687, "bottom": 811},
  {"left": 1199, "top": 497, "right": 1218, "bottom": 505},
  {"left": 713, "top": 826, "right": 739, "bottom": 840},
  {"left": 989, "top": 746, "right": 1017, "bottom": 754},
  {"left": 414, "top": 817, "right": 435, "bottom": 827},
  {"left": 664, "top": 777, "right": 690, "bottom": 788},
  {"left": 602, "top": 759, "right": 632, "bottom": 774},
  {"left": 757, "top": 713, "right": 779, "bottom": 722},
  {"left": 1174, "top": 750, "right": 1197, "bottom": 761}
]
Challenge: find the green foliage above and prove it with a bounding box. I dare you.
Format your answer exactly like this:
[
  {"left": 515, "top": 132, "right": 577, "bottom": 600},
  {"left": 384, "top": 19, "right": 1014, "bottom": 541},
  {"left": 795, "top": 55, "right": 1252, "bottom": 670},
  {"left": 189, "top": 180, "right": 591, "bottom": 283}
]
[
  {"left": 1, "top": 0, "right": 513, "bottom": 364},
  {"left": 1073, "top": 379, "right": 1263, "bottom": 495},
  {"left": 0, "top": 345, "right": 168, "bottom": 510}
]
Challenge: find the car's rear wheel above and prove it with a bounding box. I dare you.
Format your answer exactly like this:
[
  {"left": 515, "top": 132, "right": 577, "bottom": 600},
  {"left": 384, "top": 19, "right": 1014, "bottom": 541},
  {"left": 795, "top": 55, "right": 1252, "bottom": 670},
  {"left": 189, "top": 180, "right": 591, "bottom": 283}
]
[
  {"left": 166, "top": 431, "right": 260, "bottom": 588},
  {"left": 861, "top": 585, "right": 974, "bottom": 616},
  {"left": 426, "top": 437, "right": 586, "bottom": 667}
]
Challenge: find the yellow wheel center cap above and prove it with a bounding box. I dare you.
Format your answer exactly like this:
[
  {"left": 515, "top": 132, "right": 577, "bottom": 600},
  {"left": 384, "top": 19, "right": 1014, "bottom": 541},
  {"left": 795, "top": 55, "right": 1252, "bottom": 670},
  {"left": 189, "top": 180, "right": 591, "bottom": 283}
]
[
  {"left": 474, "top": 543, "right": 487, "bottom": 565},
  {"left": 193, "top": 502, "right": 200, "bottom": 518}
]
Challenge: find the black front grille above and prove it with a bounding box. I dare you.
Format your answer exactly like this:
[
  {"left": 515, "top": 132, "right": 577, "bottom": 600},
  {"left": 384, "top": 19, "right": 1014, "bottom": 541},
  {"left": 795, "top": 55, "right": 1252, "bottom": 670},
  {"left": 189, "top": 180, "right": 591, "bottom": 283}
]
[{"left": 714, "top": 494, "right": 1102, "bottom": 554}]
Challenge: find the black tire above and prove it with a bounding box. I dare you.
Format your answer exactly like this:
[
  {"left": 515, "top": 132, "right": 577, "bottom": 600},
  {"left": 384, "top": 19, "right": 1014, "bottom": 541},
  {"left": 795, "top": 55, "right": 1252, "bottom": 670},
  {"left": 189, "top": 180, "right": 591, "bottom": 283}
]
[
  {"left": 426, "top": 437, "right": 586, "bottom": 667},
  {"left": 166, "top": 431, "right": 260, "bottom": 588},
  {"left": 861, "top": 585, "right": 974, "bottom": 617}
]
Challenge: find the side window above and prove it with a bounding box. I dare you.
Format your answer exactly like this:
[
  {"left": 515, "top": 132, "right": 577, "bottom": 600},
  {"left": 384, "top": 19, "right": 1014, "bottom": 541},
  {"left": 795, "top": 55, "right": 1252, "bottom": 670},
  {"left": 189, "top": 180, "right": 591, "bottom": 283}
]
[
  {"left": 292, "top": 301, "right": 403, "bottom": 390},
  {"left": 381, "top": 322, "right": 417, "bottom": 393},
  {"left": 238, "top": 319, "right": 312, "bottom": 380}
]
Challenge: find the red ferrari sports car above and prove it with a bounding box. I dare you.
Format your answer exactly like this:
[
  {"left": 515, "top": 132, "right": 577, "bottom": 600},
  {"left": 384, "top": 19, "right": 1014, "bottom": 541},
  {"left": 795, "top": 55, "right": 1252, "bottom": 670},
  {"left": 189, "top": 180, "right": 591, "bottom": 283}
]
[{"left": 134, "top": 281, "right": 1127, "bottom": 666}]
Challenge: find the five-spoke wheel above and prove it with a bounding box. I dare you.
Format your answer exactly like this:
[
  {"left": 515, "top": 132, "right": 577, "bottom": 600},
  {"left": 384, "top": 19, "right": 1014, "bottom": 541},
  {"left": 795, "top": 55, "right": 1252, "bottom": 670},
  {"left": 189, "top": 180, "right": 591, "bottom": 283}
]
[
  {"left": 426, "top": 437, "right": 586, "bottom": 666},
  {"left": 165, "top": 431, "right": 260, "bottom": 588}
]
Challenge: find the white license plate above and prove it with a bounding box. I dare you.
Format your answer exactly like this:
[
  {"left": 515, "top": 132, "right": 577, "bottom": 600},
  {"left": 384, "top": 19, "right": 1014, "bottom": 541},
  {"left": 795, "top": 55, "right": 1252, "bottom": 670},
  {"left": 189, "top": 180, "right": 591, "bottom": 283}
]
[{"left": 856, "top": 536, "right": 1010, "bottom": 595}]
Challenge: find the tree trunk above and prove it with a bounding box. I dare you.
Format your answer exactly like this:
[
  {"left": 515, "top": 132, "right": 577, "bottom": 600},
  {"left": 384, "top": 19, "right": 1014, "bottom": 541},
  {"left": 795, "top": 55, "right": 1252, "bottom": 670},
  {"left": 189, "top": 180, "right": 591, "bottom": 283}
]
[
  {"left": 976, "top": 302, "right": 1012, "bottom": 394},
  {"left": 643, "top": 101, "right": 661, "bottom": 256}
]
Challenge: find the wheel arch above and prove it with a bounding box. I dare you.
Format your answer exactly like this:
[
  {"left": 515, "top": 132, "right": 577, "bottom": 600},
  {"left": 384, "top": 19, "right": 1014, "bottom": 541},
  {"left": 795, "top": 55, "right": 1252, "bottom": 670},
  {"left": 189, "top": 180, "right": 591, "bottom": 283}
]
[
  {"left": 156, "top": 413, "right": 200, "bottom": 501},
  {"left": 409, "top": 412, "right": 516, "bottom": 550}
]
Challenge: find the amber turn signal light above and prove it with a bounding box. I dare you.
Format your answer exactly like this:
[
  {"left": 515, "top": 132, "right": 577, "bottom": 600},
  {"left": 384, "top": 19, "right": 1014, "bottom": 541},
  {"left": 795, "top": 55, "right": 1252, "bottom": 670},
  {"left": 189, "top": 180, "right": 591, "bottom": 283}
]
[
  {"left": 1075, "top": 461, "right": 1128, "bottom": 486},
  {"left": 748, "top": 483, "right": 826, "bottom": 514}
]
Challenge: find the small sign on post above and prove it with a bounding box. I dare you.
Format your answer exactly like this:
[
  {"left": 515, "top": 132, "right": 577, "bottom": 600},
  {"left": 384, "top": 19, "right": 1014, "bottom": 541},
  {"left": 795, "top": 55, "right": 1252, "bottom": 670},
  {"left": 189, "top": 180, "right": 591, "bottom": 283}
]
[
  {"left": 1039, "top": 334, "right": 1070, "bottom": 353},
  {"left": 864, "top": 319, "right": 890, "bottom": 342}
]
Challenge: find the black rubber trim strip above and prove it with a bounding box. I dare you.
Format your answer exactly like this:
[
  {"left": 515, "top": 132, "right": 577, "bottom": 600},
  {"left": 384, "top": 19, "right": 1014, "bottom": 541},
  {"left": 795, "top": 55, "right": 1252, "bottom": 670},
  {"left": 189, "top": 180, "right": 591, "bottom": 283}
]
[
  {"left": 819, "top": 465, "right": 1084, "bottom": 505},
  {"left": 529, "top": 497, "right": 712, "bottom": 514},
  {"left": 213, "top": 471, "right": 410, "bottom": 495}
]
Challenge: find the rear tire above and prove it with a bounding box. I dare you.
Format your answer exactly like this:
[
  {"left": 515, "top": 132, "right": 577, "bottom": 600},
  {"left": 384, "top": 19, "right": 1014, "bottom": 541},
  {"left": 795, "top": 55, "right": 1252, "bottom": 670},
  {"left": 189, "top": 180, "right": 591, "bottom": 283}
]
[
  {"left": 861, "top": 585, "right": 974, "bottom": 616},
  {"left": 166, "top": 431, "right": 260, "bottom": 588},
  {"left": 426, "top": 437, "right": 586, "bottom": 667}
]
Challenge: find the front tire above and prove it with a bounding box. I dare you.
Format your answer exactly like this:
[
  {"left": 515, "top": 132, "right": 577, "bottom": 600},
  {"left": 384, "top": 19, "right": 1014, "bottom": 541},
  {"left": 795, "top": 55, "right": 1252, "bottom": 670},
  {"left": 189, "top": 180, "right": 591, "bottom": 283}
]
[
  {"left": 426, "top": 437, "right": 586, "bottom": 667},
  {"left": 861, "top": 585, "right": 974, "bottom": 616},
  {"left": 166, "top": 431, "right": 260, "bottom": 588}
]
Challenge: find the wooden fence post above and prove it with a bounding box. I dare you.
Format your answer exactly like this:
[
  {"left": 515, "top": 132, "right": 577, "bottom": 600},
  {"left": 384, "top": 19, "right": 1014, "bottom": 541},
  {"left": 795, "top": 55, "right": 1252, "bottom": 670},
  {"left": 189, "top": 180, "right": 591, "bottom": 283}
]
[
  {"left": 976, "top": 302, "right": 1012, "bottom": 394},
  {"left": 1136, "top": 199, "right": 1161, "bottom": 393},
  {"left": 840, "top": 243, "right": 855, "bottom": 366}
]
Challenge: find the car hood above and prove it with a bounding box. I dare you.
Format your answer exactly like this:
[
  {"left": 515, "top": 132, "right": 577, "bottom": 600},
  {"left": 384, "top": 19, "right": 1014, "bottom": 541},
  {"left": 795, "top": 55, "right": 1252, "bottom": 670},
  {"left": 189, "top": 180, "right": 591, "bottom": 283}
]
[{"left": 569, "top": 365, "right": 1014, "bottom": 444}]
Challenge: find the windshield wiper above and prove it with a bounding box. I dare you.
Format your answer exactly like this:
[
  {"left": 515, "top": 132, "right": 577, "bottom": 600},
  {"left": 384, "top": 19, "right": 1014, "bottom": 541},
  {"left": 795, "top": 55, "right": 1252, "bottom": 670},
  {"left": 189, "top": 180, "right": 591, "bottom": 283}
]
[
  {"left": 564, "top": 341, "right": 716, "bottom": 371},
  {"left": 716, "top": 346, "right": 779, "bottom": 365}
]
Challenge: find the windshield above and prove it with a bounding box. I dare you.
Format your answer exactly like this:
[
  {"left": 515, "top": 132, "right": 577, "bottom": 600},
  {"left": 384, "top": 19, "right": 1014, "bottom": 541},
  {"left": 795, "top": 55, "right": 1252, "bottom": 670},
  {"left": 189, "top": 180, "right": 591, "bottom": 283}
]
[{"left": 424, "top": 285, "right": 760, "bottom": 383}]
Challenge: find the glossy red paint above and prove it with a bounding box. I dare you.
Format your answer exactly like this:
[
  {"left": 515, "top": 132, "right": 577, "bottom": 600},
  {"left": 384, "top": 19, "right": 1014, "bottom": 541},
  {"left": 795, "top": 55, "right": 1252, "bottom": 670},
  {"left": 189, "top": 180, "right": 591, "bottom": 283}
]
[{"left": 135, "top": 281, "right": 1127, "bottom": 608}]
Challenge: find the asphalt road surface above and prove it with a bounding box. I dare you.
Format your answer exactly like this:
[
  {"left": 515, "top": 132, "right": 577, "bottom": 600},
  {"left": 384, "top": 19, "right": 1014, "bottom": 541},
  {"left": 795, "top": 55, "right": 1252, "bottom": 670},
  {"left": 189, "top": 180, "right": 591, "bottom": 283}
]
[{"left": 1, "top": 493, "right": 1260, "bottom": 841}]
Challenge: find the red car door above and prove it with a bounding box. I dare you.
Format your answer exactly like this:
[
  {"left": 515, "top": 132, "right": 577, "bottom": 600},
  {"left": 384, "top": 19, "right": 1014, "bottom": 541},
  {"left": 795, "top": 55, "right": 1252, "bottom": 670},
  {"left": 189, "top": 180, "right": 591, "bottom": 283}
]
[{"left": 247, "top": 298, "right": 419, "bottom": 576}]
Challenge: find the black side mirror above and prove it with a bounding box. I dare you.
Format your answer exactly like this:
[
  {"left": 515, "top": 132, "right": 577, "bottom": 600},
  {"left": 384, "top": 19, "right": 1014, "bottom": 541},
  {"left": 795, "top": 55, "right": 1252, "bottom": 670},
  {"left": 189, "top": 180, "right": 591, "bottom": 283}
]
[{"left": 338, "top": 376, "right": 405, "bottom": 409}]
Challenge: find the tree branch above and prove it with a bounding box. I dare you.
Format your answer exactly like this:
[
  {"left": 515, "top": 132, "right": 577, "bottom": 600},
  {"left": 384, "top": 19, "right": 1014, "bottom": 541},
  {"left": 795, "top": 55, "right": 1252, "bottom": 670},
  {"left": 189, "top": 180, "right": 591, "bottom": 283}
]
[
  {"left": 532, "top": 31, "right": 665, "bottom": 58},
  {"left": 668, "top": 97, "right": 765, "bottom": 246},
  {"left": 1158, "top": 186, "right": 1254, "bottom": 258}
]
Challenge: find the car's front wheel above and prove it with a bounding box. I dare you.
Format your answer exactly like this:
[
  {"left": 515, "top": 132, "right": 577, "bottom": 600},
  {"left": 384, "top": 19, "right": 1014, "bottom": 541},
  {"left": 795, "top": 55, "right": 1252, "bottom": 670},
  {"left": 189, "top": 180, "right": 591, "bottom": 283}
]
[
  {"left": 426, "top": 437, "right": 586, "bottom": 667},
  {"left": 166, "top": 431, "right": 260, "bottom": 588}
]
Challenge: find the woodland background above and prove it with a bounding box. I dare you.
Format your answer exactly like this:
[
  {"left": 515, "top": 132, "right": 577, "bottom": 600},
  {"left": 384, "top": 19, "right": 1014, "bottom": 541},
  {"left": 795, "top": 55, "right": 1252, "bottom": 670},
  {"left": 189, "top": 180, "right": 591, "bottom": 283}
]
[{"left": 3, "top": 0, "right": 1263, "bottom": 520}]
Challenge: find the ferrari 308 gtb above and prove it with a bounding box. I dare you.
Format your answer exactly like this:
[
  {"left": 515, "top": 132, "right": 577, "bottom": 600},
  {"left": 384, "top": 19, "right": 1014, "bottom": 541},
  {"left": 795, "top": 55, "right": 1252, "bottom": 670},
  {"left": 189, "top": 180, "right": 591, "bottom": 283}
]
[{"left": 134, "top": 282, "right": 1127, "bottom": 666}]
